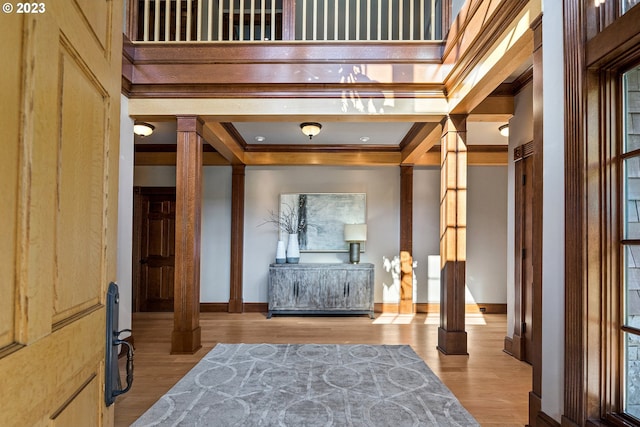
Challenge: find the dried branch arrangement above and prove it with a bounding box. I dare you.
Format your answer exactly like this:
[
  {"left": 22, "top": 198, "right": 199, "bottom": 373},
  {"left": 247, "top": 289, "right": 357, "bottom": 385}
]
[{"left": 259, "top": 202, "right": 310, "bottom": 234}]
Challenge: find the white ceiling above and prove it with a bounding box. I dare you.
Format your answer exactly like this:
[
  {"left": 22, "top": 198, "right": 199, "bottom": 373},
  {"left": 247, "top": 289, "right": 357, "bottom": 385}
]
[{"left": 134, "top": 119, "right": 509, "bottom": 146}]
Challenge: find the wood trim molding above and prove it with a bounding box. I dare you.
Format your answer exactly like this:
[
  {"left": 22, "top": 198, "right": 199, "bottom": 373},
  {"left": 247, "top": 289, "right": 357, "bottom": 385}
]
[
  {"left": 503, "top": 336, "right": 513, "bottom": 355},
  {"left": 529, "top": 14, "right": 544, "bottom": 427},
  {"left": 563, "top": 1, "right": 590, "bottom": 425},
  {"left": 200, "top": 303, "right": 229, "bottom": 312},
  {"left": 243, "top": 303, "right": 269, "bottom": 313},
  {"left": 536, "top": 410, "right": 562, "bottom": 427},
  {"left": 586, "top": 3, "right": 640, "bottom": 68}
]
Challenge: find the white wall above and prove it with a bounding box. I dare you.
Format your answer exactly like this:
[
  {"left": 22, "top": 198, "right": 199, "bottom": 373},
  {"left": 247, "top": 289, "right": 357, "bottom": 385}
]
[
  {"left": 243, "top": 166, "right": 400, "bottom": 303},
  {"left": 542, "top": 0, "right": 565, "bottom": 420},
  {"left": 117, "top": 96, "right": 134, "bottom": 335},
  {"left": 200, "top": 167, "right": 233, "bottom": 302},
  {"left": 131, "top": 163, "right": 508, "bottom": 307},
  {"left": 467, "top": 166, "right": 508, "bottom": 303},
  {"left": 413, "top": 167, "right": 441, "bottom": 303}
]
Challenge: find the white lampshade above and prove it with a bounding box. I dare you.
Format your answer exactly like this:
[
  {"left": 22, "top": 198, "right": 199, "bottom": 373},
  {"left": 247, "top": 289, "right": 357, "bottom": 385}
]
[
  {"left": 134, "top": 122, "right": 155, "bottom": 137},
  {"left": 344, "top": 224, "right": 367, "bottom": 242},
  {"left": 300, "top": 122, "right": 322, "bottom": 139}
]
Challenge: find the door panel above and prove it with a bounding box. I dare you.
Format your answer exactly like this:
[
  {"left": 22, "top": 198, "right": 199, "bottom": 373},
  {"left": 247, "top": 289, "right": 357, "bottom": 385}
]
[
  {"left": 0, "top": 1, "right": 122, "bottom": 425},
  {"left": 134, "top": 189, "right": 176, "bottom": 312},
  {"left": 54, "top": 42, "right": 107, "bottom": 323},
  {"left": 0, "top": 15, "right": 21, "bottom": 349}
]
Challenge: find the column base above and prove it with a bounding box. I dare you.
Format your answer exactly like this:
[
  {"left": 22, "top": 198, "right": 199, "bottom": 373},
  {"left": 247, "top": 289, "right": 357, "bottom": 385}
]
[
  {"left": 437, "top": 327, "right": 468, "bottom": 355},
  {"left": 171, "top": 326, "right": 202, "bottom": 354}
]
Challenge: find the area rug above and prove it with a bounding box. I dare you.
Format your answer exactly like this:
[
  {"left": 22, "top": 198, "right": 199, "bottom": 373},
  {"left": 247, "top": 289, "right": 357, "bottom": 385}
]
[{"left": 131, "top": 343, "right": 479, "bottom": 426}]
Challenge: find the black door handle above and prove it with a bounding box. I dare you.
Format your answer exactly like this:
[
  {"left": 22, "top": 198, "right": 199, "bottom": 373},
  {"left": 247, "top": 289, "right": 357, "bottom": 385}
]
[{"left": 139, "top": 258, "right": 148, "bottom": 264}]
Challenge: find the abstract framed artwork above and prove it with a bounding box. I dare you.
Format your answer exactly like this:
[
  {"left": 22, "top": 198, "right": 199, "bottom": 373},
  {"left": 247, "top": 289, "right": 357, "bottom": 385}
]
[{"left": 280, "top": 193, "right": 366, "bottom": 252}]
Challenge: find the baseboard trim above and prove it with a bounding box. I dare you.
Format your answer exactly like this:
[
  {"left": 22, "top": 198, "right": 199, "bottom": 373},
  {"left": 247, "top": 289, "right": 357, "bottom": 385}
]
[
  {"left": 537, "top": 410, "right": 561, "bottom": 427},
  {"left": 503, "top": 336, "right": 513, "bottom": 355},
  {"left": 200, "top": 302, "right": 269, "bottom": 313},
  {"left": 201, "top": 302, "right": 506, "bottom": 315},
  {"left": 374, "top": 302, "right": 507, "bottom": 314},
  {"left": 200, "top": 303, "right": 228, "bottom": 312},
  {"left": 529, "top": 391, "right": 542, "bottom": 427},
  {"left": 243, "top": 303, "right": 268, "bottom": 313}
]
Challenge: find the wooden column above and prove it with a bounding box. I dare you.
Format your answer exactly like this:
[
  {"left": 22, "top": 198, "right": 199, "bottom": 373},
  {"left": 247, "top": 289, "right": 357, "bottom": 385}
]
[
  {"left": 437, "top": 115, "right": 468, "bottom": 355},
  {"left": 400, "top": 166, "right": 414, "bottom": 314},
  {"left": 171, "top": 116, "right": 203, "bottom": 354},
  {"left": 229, "top": 164, "right": 245, "bottom": 313}
]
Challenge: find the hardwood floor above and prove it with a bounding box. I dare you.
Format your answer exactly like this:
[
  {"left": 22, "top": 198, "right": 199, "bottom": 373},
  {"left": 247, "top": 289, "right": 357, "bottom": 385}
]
[{"left": 115, "top": 312, "right": 531, "bottom": 426}]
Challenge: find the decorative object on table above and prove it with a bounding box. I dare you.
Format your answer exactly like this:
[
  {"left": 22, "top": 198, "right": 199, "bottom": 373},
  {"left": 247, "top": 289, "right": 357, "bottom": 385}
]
[
  {"left": 344, "top": 223, "right": 367, "bottom": 263},
  {"left": 132, "top": 343, "right": 479, "bottom": 426},
  {"left": 280, "top": 193, "right": 366, "bottom": 252},
  {"left": 259, "top": 201, "right": 312, "bottom": 264},
  {"left": 285, "top": 233, "right": 300, "bottom": 263},
  {"left": 275, "top": 240, "right": 286, "bottom": 264}
]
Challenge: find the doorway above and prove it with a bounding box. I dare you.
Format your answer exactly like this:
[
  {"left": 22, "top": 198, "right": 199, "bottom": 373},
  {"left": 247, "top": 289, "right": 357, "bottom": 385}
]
[{"left": 133, "top": 187, "right": 176, "bottom": 312}]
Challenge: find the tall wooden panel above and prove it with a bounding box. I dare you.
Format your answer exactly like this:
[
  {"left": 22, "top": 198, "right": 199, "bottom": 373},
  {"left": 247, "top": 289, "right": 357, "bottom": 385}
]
[
  {"left": 0, "top": 0, "right": 122, "bottom": 425},
  {"left": 437, "top": 115, "right": 468, "bottom": 355},
  {"left": 172, "top": 116, "right": 203, "bottom": 354}
]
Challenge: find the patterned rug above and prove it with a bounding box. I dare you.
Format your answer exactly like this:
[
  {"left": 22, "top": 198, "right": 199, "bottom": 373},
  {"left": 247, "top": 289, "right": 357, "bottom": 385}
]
[{"left": 132, "top": 343, "right": 479, "bottom": 426}]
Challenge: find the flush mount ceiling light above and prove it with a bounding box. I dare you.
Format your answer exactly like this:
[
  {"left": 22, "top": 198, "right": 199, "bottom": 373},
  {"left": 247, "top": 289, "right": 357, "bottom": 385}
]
[
  {"left": 300, "top": 122, "right": 322, "bottom": 140},
  {"left": 498, "top": 124, "right": 509, "bottom": 137},
  {"left": 133, "top": 122, "right": 155, "bottom": 137}
]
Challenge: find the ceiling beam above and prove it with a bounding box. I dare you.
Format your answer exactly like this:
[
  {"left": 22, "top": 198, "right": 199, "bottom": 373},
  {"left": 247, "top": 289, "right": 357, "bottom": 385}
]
[
  {"left": 400, "top": 122, "right": 443, "bottom": 165},
  {"left": 445, "top": 1, "right": 541, "bottom": 115},
  {"left": 201, "top": 122, "right": 246, "bottom": 165},
  {"left": 467, "top": 96, "right": 513, "bottom": 122},
  {"left": 244, "top": 151, "right": 401, "bottom": 166}
]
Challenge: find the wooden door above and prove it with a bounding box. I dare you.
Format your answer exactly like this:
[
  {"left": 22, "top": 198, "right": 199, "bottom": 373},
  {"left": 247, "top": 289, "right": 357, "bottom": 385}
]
[
  {"left": 0, "top": 1, "right": 122, "bottom": 425},
  {"left": 514, "top": 143, "right": 534, "bottom": 364},
  {"left": 133, "top": 188, "right": 176, "bottom": 312}
]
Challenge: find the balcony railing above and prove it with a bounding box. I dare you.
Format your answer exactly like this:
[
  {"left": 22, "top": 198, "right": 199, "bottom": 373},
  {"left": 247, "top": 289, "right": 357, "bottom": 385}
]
[{"left": 129, "top": 0, "right": 444, "bottom": 42}]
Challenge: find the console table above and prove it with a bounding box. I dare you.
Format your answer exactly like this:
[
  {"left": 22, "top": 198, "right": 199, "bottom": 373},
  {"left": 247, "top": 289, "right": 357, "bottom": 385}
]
[{"left": 267, "top": 263, "right": 374, "bottom": 319}]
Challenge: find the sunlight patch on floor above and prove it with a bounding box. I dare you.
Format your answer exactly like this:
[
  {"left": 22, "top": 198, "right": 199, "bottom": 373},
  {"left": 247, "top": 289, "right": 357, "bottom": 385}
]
[
  {"left": 423, "top": 313, "right": 487, "bottom": 325},
  {"left": 372, "top": 313, "right": 416, "bottom": 324}
]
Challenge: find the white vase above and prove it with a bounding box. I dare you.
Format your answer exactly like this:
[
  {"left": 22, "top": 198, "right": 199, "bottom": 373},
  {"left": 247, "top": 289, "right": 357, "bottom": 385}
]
[
  {"left": 275, "top": 240, "right": 286, "bottom": 264},
  {"left": 286, "top": 233, "right": 300, "bottom": 263}
]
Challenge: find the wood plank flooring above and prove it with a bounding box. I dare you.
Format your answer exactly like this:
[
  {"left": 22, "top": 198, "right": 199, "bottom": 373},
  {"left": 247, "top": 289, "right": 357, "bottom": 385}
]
[{"left": 115, "top": 312, "right": 531, "bottom": 426}]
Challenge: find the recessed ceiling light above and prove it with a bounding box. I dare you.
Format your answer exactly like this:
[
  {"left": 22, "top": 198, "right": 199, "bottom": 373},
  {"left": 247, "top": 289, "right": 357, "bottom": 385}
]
[
  {"left": 255, "top": 136, "right": 266, "bottom": 142},
  {"left": 360, "top": 136, "right": 370, "bottom": 142}
]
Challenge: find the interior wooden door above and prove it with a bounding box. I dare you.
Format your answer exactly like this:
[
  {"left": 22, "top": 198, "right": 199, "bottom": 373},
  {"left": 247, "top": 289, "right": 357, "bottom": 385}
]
[
  {"left": 0, "top": 1, "right": 122, "bottom": 425},
  {"left": 133, "top": 188, "right": 176, "bottom": 312},
  {"left": 514, "top": 143, "right": 534, "bottom": 364}
]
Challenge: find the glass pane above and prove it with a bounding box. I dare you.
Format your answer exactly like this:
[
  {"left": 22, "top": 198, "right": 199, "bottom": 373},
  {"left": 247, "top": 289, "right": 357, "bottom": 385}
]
[
  {"left": 626, "top": 331, "right": 640, "bottom": 418},
  {"left": 625, "top": 246, "right": 640, "bottom": 326},
  {"left": 624, "top": 66, "right": 640, "bottom": 153},
  {"left": 624, "top": 159, "right": 640, "bottom": 239},
  {"left": 622, "top": 0, "right": 640, "bottom": 14}
]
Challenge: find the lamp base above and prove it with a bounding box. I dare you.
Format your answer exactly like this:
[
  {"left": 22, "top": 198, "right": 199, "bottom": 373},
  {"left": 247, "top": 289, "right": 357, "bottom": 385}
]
[{"left": 348, "top": 242, "right": 361, "bottom": 264}]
